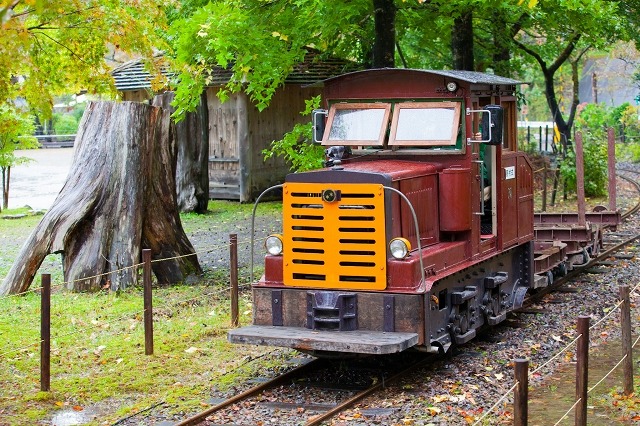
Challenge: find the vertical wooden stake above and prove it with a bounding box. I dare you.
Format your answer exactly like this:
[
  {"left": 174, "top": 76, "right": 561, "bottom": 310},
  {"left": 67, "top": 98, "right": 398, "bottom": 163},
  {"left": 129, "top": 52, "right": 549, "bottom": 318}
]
[
  {"left": 143, "top": 249, "right": 154, "bottom": 355},
  {"left": 542, "top": 162, "right": 548, "bottom": 212},
  {"left": 40, "top": 274, "right": 51, "bottom": 392},
  {"left": 620, "top": 285, "right": 633, "bottom": 395},
  {"left": 576, "top": 316, "right": 590, "bottom": 426},
  {"left": 575, "top": 132, "right": 586, "bottom": 227},
  {"left": 545, "top": 125, "right": 549, "bottom": 151},
  {"left": 538, "top": 126, "right": 543, "bottom": 152},
  {"left": 230, "top": 234, "right": 239, "bottom": 327},
  {"left": 514, "top": 359, "right": 529, "bottom": 426},
  {"left": 607, "top": 127, "right": 617, "bottom": 211}
]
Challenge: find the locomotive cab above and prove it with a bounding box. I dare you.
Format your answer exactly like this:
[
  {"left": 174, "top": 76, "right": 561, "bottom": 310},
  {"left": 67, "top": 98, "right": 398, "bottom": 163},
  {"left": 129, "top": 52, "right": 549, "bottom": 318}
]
[{"left": 229, "top": 69, "right": 534, "bottom": 356}]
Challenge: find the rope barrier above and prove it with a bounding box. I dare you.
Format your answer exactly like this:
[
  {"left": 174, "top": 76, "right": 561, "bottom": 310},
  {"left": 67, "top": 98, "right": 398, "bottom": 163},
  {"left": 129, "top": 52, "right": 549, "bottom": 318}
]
[
  {"left": 471, "top": 382, "right": 518, "bottom": 425},
  {"left": 553, "top": 398, "right": 582, "bottom": 426},
  {"left": 588, "top": 354, "right": 627, "bottom": 394},
  {"left": 478, "top": 279, "right": 640, "bottom": 422},
  {"left": 589, "top": 299, "right": 624, "bottom": 330},
  {"left": 529, "top": 333, "right": 582, "bottom": 376},
  {"left": 0, "top": 233, "right": 271, "bottom": 301}
]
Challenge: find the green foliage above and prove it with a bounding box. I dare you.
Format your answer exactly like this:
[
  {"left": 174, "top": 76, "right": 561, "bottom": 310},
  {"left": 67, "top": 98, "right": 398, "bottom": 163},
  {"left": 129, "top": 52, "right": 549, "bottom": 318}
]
[
  {"left": 559, "top": 140, "right": 608, "bottom": 197},
  {"left": 262, "top": 96, "right": 325, "bottom": 172},
  {"left": 0, "top": 0, "right": 172, "bottom": 119},
  {"left": 52, "top": 113, "right": 78, "bottom": 135},
  {"left": 0, "top": 106, "right": 39, "bottom": 167},
  {"left": 559, "top": 102, "right": 631, "bottom": 197},
  {"left": 168, "top": 0, "right": 376, "bottom": 119}
]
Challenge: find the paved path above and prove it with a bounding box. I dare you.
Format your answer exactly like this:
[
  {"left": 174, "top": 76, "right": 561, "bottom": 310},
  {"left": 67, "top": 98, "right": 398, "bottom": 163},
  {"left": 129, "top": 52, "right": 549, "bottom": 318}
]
[{"left": 7, "top": 148, "right": 74, "bottom": 210}]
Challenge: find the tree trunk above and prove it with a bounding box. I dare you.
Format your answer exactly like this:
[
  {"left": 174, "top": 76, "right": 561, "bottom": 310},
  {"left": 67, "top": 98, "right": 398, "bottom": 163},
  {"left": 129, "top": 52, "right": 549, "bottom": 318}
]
[
  {"left": 372, "top": 0, "right": 396, "bottom": 68},
  {"left": 451, "top": 10, "right": 474, "bottom": 71},
  {"left": 152, "top": 92, "right": 209, "bottom": 213},
  {"left": 1, "top": 165, "right": 7, "bottom": 210},
  {"left": 0, "top": 101, "right": 202, "bottom": 295}
]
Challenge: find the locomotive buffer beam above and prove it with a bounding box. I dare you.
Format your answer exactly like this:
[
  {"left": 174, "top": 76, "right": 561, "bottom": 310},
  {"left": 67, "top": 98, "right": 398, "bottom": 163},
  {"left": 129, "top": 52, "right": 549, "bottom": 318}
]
[{"left": 228, "top": 326, "right": 418, "bottom": 355}]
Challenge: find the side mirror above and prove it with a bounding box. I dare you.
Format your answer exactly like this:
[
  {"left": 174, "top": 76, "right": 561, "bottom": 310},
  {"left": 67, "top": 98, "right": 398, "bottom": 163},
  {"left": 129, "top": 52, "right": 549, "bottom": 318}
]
[
  {"left": 467, "top": 105, "right": 504, "bottom": 145},
  {"left": 481, "top": 105, "right": 503, "bottom": 145},
  {"left": 312, "top": 109, "right": 327, "bottom": 143}
]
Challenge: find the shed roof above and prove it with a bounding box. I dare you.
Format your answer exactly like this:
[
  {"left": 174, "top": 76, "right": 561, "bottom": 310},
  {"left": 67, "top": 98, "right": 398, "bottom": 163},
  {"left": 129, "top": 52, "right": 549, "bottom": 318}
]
[{"left": 112, "top": 49, "right": 359, "bottom": 92}]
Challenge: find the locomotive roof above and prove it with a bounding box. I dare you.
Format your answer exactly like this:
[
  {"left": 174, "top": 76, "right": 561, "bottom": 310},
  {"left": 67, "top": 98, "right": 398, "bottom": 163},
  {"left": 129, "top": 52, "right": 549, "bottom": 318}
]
[{"left": 319, "top": 68, "right": 523, "bottom": 86}]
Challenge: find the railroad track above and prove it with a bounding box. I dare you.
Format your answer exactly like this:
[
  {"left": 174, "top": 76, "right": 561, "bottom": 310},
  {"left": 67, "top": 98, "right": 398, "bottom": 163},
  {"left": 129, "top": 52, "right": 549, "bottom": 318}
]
[
  {"left": 172, "top": 353, "right": 432, "bottom": 426},
  {"left": 163, "top": 170, "right": 640, "bottom": 426}
]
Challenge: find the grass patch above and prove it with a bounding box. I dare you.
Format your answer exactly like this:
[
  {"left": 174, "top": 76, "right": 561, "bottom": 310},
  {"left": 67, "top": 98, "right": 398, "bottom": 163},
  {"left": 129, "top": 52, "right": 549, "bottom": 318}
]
[
  {"left": 180, "top": 199, "right": 281, "bottom": 234},
  {"left": 0, "top": 200, "right": 284, "bottom": 425},
  {"left": 0, "top": 284, "right": 270, "bottom": 424}
]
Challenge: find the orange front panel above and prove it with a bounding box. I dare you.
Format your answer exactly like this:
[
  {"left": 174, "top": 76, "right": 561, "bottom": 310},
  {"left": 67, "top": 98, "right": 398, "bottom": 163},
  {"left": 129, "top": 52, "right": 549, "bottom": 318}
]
[{"left": 282, "top": 182, "right": 387, "bottom": 290}]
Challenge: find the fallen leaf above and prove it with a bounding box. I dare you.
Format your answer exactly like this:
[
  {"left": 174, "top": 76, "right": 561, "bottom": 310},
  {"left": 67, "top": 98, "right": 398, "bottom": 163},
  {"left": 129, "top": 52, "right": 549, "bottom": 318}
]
[
  {"left": 432, "top": 395, "right": 449, "bottom": 403},
  {"left": 185, "top": 347, "right": 199, "bottom": 354},
  {"left": 427, "top": 406, "right": 441, "bottom": 415},
  {"left": 72, "top": 405, "right": 83, "bottom": 411}
]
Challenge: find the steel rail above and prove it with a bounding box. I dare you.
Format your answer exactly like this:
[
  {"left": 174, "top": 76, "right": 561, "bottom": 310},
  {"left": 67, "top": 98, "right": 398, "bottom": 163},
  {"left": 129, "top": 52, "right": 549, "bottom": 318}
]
[
  {"left": 174, "top": 358, "right": 322, "bottom": 426},
  {"left": 304, "top": 356, "right": 433, "bottom": 425}
]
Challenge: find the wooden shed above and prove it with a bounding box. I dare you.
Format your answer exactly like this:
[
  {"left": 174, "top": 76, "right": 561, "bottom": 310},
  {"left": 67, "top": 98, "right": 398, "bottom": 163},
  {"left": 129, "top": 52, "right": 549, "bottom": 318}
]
[{"left": 112, "top": 51, "right": 356, "bottom": 201}]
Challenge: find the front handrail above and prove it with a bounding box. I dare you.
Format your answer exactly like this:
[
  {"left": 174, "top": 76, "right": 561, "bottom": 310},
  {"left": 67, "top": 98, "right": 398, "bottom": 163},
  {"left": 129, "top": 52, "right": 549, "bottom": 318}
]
[
  {"left": 383, "top": 186, "right": 426, "bottom": 287},
  {"left": 250, "top": 184, "right": 284, "bottom": 285}
]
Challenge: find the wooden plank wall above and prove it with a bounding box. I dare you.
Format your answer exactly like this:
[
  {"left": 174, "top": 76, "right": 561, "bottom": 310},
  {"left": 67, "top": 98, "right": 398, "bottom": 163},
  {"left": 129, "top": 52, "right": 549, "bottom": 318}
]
[
  {"left": 246, "top": 85, "right": 322, "bottom": 200},
  {"left": 121, "top": 90, "right": 152, "bottom": 102}
]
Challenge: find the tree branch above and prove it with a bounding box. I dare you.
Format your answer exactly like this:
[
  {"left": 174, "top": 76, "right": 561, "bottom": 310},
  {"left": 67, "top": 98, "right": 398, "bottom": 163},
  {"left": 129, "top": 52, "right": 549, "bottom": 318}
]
[
  {"left": 548, "top": 33, "right": 581, "bottom": 74},
  {"left": 32, "top": 31, "right": 87, "bottom": 64},
  {"left": 512, "top": 37, "right": 548, "bottom": 72}
]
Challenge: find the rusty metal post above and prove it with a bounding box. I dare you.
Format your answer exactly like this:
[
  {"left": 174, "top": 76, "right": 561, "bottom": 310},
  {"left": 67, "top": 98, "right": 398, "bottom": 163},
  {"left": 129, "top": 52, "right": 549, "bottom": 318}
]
[
  {"left": 575, "top": 132, "right": 586, "bottom": 227},
  {"left": 230, "top": 234, "right": 239, "bottom": 327},
  {"left": 542, "top": 162, "right": 548, "bottom": 212},
  {"left": 607, "top": 127, "right": 617, "bottom": 211},
  {"left": 514, "top": 359, "right": 529, "bottom": 426},
  {"left": 143, "top": 249, "right": 153, "bottom": 355},
  {"left": 620, "top": 285, "right": 633, "bottom": 395},
  {"left": 576, "top": 316, "right": 590, "bottom": 426},
  {"left": 40, "top": 274, "right": 51, "bottom": 392}
]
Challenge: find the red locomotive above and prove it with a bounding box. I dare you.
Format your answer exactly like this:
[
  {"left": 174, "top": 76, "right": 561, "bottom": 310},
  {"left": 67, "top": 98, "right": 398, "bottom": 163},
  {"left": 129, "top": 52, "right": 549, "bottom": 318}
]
[{"left": 229, "top": 68, "right": 611, "bottom": 356}]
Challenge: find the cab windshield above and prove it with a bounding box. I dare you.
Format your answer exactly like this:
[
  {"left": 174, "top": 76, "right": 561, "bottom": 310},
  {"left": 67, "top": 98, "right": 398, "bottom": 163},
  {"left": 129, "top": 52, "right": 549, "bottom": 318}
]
[{"left": 322, "top": 101, "right": 462, "bottom": 151}]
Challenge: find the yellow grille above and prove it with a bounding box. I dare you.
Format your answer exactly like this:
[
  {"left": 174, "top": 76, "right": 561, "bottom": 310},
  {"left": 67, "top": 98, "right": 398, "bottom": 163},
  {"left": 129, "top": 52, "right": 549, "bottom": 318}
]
[{"left": 282, "top": 182, "right": 387, "bottom": 290}]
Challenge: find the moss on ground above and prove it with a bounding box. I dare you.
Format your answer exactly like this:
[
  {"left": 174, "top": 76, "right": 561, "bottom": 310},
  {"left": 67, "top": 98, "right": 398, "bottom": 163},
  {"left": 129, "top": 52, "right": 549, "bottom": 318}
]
[{"left": 0, "top": 202, "right": 281, "bottom": 425}]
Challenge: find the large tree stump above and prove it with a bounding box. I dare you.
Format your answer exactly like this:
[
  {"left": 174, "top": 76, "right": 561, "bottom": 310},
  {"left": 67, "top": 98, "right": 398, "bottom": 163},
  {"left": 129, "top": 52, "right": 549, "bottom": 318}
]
[
  {"left": 152, "top": 92, "right": 209, "bottom": 213},
  {"left": 0, "top": 101, "right": 202, "bottom": 295}
]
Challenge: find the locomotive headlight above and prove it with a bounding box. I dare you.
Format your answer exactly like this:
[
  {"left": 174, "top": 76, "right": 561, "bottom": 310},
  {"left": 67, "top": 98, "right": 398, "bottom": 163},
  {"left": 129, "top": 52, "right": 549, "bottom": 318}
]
[
  {"left": 321, "top": 189, "right": 340, "bottom": 203},
  {"left": 389, "top": 238, "right": 412, "bottom": 259},
  {"left": 265, "top": 234, "right": 283, "bottom": 255}
]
